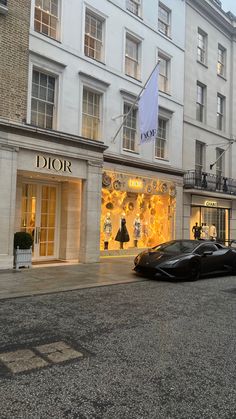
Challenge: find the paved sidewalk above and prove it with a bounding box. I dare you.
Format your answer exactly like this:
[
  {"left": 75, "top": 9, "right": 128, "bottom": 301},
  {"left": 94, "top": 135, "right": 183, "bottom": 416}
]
[{"left": 0, "top": 257, "right": 144, "bottom": 300}]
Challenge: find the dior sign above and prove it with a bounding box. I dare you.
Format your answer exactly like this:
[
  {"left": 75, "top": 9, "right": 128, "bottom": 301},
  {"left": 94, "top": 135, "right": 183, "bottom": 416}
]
[{"left": 36, "top": 155, "right": 72, "bottom": 173}]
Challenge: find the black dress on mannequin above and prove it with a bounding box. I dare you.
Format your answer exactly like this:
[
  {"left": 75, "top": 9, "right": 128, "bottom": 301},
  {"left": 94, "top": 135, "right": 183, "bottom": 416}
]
[{"left": 115, "top": 217, "right": 130, "bottom": 249}]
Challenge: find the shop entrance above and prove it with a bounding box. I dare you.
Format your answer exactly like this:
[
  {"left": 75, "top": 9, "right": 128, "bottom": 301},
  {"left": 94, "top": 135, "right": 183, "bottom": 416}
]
[
  {"left": 191, "top": 206, "right": 229, "bottom": 242},
  {"left": 21, "top": 183, "right": 59, "bottom": 260}
]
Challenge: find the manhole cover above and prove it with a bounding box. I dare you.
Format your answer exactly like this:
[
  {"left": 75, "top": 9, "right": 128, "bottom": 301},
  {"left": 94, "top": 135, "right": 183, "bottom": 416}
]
[{"left": 0, "top": 340, "right": 88, "bottom": 376}]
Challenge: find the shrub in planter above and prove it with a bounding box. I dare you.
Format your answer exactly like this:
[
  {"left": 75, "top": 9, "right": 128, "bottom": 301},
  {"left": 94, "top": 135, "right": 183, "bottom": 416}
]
[
  {"left": 14, "top": 231, "right": 33, "bottom": 250},
  {"left": 14, "top": 232, "right": 33, "bottom": 269}
]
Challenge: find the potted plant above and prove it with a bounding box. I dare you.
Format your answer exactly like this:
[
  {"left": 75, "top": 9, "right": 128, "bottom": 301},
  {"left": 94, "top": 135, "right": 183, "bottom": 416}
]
[{"left": 14, "top": 232, "right": 33, "bottom": 269}]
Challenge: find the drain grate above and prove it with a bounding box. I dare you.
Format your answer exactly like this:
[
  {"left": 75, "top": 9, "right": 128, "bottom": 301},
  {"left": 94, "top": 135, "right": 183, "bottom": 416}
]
[{"left": 0, "top": 340, "right": 87, "bottom": 376}]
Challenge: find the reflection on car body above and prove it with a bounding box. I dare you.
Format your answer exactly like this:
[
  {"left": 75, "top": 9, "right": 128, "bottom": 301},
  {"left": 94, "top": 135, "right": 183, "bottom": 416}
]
[{"left": 133, "top": 240, "right": 236, "bottom": 281}]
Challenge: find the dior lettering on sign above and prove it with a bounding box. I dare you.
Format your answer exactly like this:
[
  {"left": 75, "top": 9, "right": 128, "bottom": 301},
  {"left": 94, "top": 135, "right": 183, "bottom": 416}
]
[{"left": 36, "top": 155, "right": 72, "bottom": 173}]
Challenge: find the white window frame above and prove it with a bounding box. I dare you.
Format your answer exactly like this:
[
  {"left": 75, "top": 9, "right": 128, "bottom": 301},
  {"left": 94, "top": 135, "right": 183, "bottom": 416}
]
[
  {"left": 79, "top": 74, "right": 109, "bottom": 141},
  {"left": 196, "top": 82, "right": 206, "bottom": 123},
  {"left": 158, "top": 53, "right": 170, "bottom": 94},
  {"left": 197, "top": 28, "right": 207, "bottom": 65},
  {"left": 158, "top": 2, "right": 171, "bottom": 38},
  {"left": 216, "top": 147, "right": 225, "bottom": 178},
  {"left": 217, "top": 94, "right": 225, "bottom": 131},
  {"left": 84, "top": 8, "right": 105, "bottom": 63},
  {"left": 27, "top": 55, "right": 64, "bottom": 129},
  {"left": 125, "top": 32, "right": 141, "bottom": 80},
  {"left": 126, "top": 0, "right": 141, "bottom": 17},
  {"left": 122, "top": 101, "right": 138, "bottom": 152},
  {"left": 34, "top": 0, "right": 60, "bottom": 41},
  {"left": 195, "top": 141, "right": 205, "bottom": 174},
  {"left": 217, "top": 44, "right": 226, "bottom": 78},
  {"left": 31, "top": 69, "right": 56, "bottom": 129},
  {"left": 155, "top": 118, "right": 168, "bottom": 159},
  {"left": 82, "top": 88, "right": 102, "bottom": 140}
]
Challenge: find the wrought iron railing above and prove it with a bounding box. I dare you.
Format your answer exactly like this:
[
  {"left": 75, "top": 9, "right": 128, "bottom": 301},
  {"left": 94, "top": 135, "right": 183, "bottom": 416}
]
[
  {"left": 0, "top": 0, "right": 7, "bottom": 6},
  {"left": 184, "top": 170, "right": 236, "bottom": 195}
]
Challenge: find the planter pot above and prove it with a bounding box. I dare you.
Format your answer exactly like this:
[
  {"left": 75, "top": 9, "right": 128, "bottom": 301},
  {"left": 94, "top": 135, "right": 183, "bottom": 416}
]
[{"left": 14, "top": 247, "right": 32, "bottom": 270}]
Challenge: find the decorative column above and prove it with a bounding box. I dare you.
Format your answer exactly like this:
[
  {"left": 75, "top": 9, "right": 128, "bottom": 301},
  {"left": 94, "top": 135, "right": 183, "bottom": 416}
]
[
  {"left": 0, "top": 144, "right": 18, "bottom": 269},
  {"left": 79, "top": 160, "right": 103, "bottom": 263}
]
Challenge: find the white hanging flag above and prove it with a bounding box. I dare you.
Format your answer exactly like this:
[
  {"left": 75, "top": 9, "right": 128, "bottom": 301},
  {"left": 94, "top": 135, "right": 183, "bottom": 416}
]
[{"left": 139, "top": 65, "right": 159, "bottom": 144}]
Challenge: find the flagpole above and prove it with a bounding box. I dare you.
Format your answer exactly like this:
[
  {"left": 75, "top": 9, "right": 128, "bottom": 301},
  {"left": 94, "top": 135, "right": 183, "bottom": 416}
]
[{"left": 111, "top": 60, "right": 160, "bottom": 144}]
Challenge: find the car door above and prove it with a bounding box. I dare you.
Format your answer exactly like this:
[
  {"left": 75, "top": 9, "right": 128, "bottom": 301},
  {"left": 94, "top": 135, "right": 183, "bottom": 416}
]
[{"left": 194, "top": 243, "right": 221, "bottom": 274}]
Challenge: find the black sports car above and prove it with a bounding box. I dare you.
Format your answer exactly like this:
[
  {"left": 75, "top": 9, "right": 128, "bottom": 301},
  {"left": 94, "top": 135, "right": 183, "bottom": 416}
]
[{"left": 134, "top": 240, "right": 236, "bottom": 280}]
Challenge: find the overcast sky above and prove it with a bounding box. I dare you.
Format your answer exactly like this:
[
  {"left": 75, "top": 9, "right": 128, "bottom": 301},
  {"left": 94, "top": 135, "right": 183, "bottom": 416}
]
[{"left": 221, "top": 0, "right": 236, "bottom": 14}]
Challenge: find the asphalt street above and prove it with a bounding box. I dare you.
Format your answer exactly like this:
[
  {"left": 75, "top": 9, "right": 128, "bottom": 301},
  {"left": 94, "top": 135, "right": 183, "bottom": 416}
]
[{"left": 0, "top": 272, "right": 236, "bottom": 419}]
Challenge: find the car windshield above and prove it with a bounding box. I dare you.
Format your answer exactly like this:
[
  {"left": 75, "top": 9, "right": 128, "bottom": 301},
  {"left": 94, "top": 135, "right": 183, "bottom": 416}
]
[{"left": 152, "top": 241, "right": 199, "bottom": 254}]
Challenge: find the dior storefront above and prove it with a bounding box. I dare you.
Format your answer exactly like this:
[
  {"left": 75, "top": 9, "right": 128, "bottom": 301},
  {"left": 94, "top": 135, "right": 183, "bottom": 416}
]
[
  {"left": 100, "top": 165, "right": 183, "bottom": 253},
  {"left": 0, "top": 122, "right": 106, "bottom": 269}
]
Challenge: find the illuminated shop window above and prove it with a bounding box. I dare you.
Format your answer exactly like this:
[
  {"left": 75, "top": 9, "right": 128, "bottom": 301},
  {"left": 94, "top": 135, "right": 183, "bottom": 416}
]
[{"left": 100, "top": 171, "right": 176, "bottom": 251}]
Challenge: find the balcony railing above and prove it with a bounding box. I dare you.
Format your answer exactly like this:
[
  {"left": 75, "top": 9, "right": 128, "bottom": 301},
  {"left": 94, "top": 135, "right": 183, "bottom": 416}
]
[
  {"left": 0, "top": 0, "right": 8, "bottom": 14},
  {"left": 184, "top": 170, "right": 236, "bottom": 195}
]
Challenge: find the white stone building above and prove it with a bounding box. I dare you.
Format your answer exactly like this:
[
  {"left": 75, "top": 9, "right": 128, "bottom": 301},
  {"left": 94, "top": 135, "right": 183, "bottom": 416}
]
[
  {"left": 183, "top": 0, "right": 236, "bottom": 243},
  {"left": 0, "top": 0, "right": 185, "bottom": 269}
]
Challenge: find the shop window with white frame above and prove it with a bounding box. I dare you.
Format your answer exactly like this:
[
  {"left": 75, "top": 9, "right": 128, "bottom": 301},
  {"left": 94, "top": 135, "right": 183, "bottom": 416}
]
[
  {"left": 196, "top": 82, "right": 206, "bottom": 123},
  {"left": 217, "top": 45, "right": 226, "bottom": 77},
  {"left": 158, "top": 55, "right": 169, "bottom": 93},
  {"left": 197, "top": 28, "right": 207, "bottom": 65},
  {"left": 155, "top": 118, "right": 167, "bottom": 159},
  {"left": 123, "top": 102, "right": 137, "bottom": 152},
  {"left": 84, "top": 10, "right": 104, "bottom": 62},
  {"left": 31, "top": 69, "right": 56, "bottom": 129},
  {"left": 126, "top": 0, "right": 141, "bottom": 16},
  {"left": 125, "top": 34, "right": 140, "bottom": 80},
  {"left": 158, "top": 3, "right": 171, "bottom": 37},
  {"left": 217, "top": 94, "right": 225, "bottom": 131},
  {"left": 34, "top": 0, "right": 59, "bottom": 40},
  {"left": 82, "top": 88, "right": 101, "bottom": 140}
]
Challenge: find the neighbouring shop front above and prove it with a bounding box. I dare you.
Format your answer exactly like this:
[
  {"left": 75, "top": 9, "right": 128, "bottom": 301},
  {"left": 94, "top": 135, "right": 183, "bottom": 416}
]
[
  {"left": 190, "top": 195, "right": 231, "bottom": 242},
  {"left": 100, "top": 170, "right": 177, "bottom": 252}
]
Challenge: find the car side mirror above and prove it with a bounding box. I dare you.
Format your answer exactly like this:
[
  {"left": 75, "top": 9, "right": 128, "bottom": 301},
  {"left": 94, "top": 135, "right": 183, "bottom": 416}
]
[{"left": 203, "top": 251, "right": 213, "bottom": 256}]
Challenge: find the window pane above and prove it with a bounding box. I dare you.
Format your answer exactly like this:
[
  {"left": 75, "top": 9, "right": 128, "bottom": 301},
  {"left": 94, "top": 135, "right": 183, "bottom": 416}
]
[
  {"left": 34, "top": 0, "right": 59, "bottom": 40},
  {"left": 31, "top": 70, "right": 55, "bottom": 129},
  {"left": 84, "top": 12, "right": 103, "bottom": 62}
]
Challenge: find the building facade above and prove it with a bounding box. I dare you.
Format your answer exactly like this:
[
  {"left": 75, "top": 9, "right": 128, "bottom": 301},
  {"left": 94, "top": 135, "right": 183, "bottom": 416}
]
[
  {"left": 0, "top": 0, "right": 185, "bottom": 269},
  {"left": 183, "top": 0, "right": 236, "bottom": 243}
]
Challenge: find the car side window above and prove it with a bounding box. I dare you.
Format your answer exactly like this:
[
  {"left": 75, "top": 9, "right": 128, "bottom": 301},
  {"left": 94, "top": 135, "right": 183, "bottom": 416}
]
[{"left": 194, "top": 244, "right": 218, "bottom": 255}]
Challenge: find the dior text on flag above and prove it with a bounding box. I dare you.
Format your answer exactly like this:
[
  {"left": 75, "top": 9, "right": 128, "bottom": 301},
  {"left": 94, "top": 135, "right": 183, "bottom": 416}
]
[{"left": 139, "top": 65, "right": 159, "bottom": 144}]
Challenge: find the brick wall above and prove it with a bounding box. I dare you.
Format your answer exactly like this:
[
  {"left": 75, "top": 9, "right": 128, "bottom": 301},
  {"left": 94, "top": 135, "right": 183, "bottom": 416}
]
[{"left": 0, "top": 0, "right": 31, "bottom": 123}]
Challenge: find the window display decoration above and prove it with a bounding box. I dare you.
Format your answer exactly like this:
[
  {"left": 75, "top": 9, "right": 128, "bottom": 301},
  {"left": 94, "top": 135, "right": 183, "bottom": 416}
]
[
  {"left": 102, "top": 171, "right": 175, "bottom": 196},
  {"left": 100, "top": 171, "right": 176, "bottom": 251},
  {"left": 161, "top": 182, "right": 168, "bottom": 193},
  {"left": 102, "top": 172, "right": 112, "bottom": 187},
  {"left": 169, "top": 185, "right": 177, "bottom": 197}
]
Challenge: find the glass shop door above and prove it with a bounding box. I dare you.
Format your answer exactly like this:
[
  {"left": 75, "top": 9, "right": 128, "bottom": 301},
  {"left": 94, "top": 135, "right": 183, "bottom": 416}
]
[{"left": 21, "top": 183, "right": 58, "bottom": 260}]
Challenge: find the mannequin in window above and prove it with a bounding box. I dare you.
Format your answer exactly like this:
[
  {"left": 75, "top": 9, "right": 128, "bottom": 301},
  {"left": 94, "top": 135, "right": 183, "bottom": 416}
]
[
  {"left": 103, "top": 212, "right": 112, "bottom": 250},
  {"left": 115, "top": 211, "right": 130, "bottom": 249},
  {"left": 133, "top": 213, "right": 141, "bottom": 247},
  {"left": 192, "top": 222, "right": 201, "bottom": 240},
  {"left": 201, "top": 223, "right": 209, "bottom": 240},
  {"left": 209, "top": 223, "right": 217, "bottom": 241}
]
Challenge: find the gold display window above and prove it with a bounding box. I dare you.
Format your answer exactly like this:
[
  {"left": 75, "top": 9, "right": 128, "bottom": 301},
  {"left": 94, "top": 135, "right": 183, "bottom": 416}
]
[{"left": 100, "top": 171, "right": 176, "bottom": 251}]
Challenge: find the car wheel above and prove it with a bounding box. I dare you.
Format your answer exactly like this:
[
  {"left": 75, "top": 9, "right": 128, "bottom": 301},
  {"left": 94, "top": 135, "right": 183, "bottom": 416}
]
[{"left": 189, "top": 260, "right": 200, "bottom": 281}]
